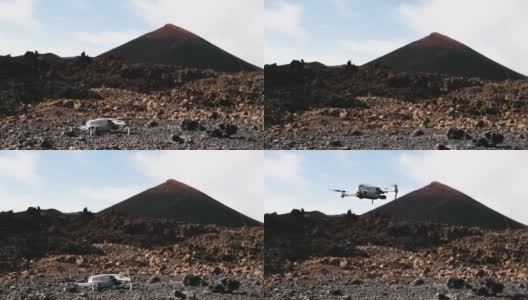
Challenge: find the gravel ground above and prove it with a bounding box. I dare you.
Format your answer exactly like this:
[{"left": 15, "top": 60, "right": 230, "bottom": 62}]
[
  {"left": 0, "top": 120, "right": 262, "bottom": 150},
  {"left": 265, "top": 128, "right": 528, "bottom": 150},
  {"left": 0, "top": 275, "right": 264, "bottom": 300},
  {"left": 265, "top": 279, "right": 528, "bottom": 300}
]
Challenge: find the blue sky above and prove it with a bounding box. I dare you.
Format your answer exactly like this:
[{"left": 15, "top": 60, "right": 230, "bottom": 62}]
[
  {"left": 0, "top": 0, "right": 263, "bottom": 66},
  {"left": 0, "top": 151, "right": 263, "bottom": 221},
  {"left": 265, "top": 0, "right": 528, "bottom": 74},
  {"left": 265, "top": 151, "right": 528, "bottom": 224}
]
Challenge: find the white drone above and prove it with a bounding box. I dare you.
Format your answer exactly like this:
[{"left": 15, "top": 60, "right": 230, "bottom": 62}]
[
  {"left": 331, "top": 184, "right": 398, "bottom": 204},
  {"left": 77, "top": 273, "right": 132, "bottom": 291},
  {"left": 78, "top": 118, "right": 129, "bottom": 135}
]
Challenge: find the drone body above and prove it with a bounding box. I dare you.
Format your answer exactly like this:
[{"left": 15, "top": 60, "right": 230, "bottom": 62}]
[
  {"left": 331, "top": 184, "right": 398, "bottom": 204},
  {"left": 77, "top": 273, "right": 132, "bottom": 291},
  {"left": 79, "top": 118, "right": 128, "bottom": 134}
]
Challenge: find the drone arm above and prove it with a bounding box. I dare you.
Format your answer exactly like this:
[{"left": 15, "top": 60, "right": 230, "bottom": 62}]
[{"left": 341, "top": 193, "right": 357, "bottom": 198}]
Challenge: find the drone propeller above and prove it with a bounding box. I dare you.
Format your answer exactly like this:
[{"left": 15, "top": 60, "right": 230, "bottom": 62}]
[{"left": 330, "top": 189, "right": 346, "bottom": 193}]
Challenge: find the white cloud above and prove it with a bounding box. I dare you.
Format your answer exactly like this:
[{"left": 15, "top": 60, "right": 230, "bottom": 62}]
[
  {"left": 0, "top": 32, "right": 83, "bottom": 56},
  {"left": 76, "top": 31, "right": 142, "bottom": 52},
  {"left": 264, "top": 152, "right": 304, "bottom": 185},
  {"left": 265, "top": 38, "right": 403, "bottom": 66},
  {"left": 79, "top": 186, "right": 143, "bottom": 205},
  {"left": 264, "top": 2, "right": 306, "bottom": 38},
  {"left": 341, "top": 39, "right": 405, "bottom": 65},
  {"left": 265, "top": 44, "right": 351, "bottom": 66},
  {"left": 0, "top": 0, "right": 39, "bottom": 29},
  {"left": 399, "top": 0, "right": 528, "bottom": 75},
  {"left": 132, "top": 151, "right": 263, "bottom": 222},
  {"left": 0, "top": 152, "right": 39, "bottom": 183},
  {"left": 399, "top": 151, "right": 528, "bottom": 225},
  {"left": 129, "top": 0, "right": 263, "bottom": 66}
]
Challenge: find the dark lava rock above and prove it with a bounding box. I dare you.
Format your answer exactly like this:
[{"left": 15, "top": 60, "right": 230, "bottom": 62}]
[
  {"left": 411, "top": 278, "right": 425, "bottom": 286},
  {"left": 412, "top": 129, "right": 425, "bottom": 137},
  {"left": 329, "top": 140, "right": 344, "bottom": 147},
  {"left": 446, "top": 277, "right": 470, "bottom": 289},
  {"left": 482, "top": 278, "right": 504, "bottom": 295},
  {"left": 147, "top": 276, "right": 160, "bottom": 284},
  {"left": 208, "top": 123, "right": 239, "bottom": 138},
  {"left": 436, "top": 144, "right": 450, "bottom": 150},
  {"left": 484, "top": 131, "right": 505, "bottom": 145},
  {"left": 447, "top": 128, "right": 468, "bottom": 140},
  {"left": 145, "top": 120, "right": 159, "bottom": 128},
  {"left": 183, "top": 274, "right": 203, "bottom": 287},
  {"left": 221, "top": 277, "right": 241, "bottom": 292},
  {"left": 208, "top": 278, "right": 241, "bottom": 294},
  {"left": 170, "top": 134, "right": 185, "bottom": 144},
  {"left": 172, "top": 289, "right": 187, "bottom": 299},
  {"left": 473, "top": 137, "right": 491, "bottom": 147},
  {"left": 350, "top": 130, "right": 363, "bottom": 136},
  {"left": 209, "top": 283, "right": 226, "bottom": 294},
  {"left": 181, "top": 119, "right": 202, "bottom": 131},
  {"left": 436, "top": 292, "right": 450, "bottom": 300},
  {"left": 329, "top": 289, "right": 343, "bottom": 296},
  {"left": 474, "top": 286, "right": 491, "bottom": 296},
  {"left": 220, "top": 123, "right": 238, "bottom": 137},
  {"left": 209, "top": 111, "right": 220, "bottom": 120},
  {"left": 208, "top": 128, "right": 224, "bottom": 138},
  {"left": 40, "top": 139, "right": 54, "bottom": 149}
]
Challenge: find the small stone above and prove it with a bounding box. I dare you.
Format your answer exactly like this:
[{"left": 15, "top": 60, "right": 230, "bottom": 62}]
[
  {"left": 436, "top": 144, "right": 450, "bottom": 150},
  {"left": 474, "top": 286, "right": 491, "bottom": 296},
  {"left": 329, "top": 289, "right": 343, "bottom": 296},
  {"left": 147, "top": 276, "right": 160, "bottom": 284},
  {"left": 221, "top": 278, "right": 240, "bottom": 292},
  {"left": 350, "top": 130, "right": 362, "bottom": 136},
  {"left": 411, "top": 278, "right": 425, "bottom": 286},
  {"left": 329, "top": 140, "right": 343, "bottom": 147},
  {"left": 473, "top": 137, "right": 490, "bottom": 147},
  {"left": 170, "top": 134, "right": 185, "bottom": 144},
  {"left": 208, "top": 128, "right": 224, "bottom": 138},
  {"left": 181, "top": 119, "right": 202, "bottom": 131},
  {"left": 183, "top": 274, "right": 202, "bottom": 287},
  {"left": 446, "top": 277, "right": 469, "bottom": 289},
  {"left": 219, "top": 123, "right": 238, "bottom": 137},
  {"left": 447, "top": 128, "right": 466, "bottom": 140},
  {"left": 482, "top": 278, "right": 504, "bottom": 295},
  {"left": 209, "top": 112, "right": 220, "bottom": 120},
  {"left": 145, "top": 120, "right": 159, "bottom": 128},
  {"left": 412, "top": 129, "right": 425, "bottom": 137},
  {"left": 209, "top": 283, "right": 225, "bottom": 294},
  {"left": 436, "top": 292, "right": 450, "bottom": 300},
  {"left": 40, "top": 139, "right": 54, "bottom": 150},
  {"left": 172, "top": 289, "right": 187, "bottom": 299},
  {"left": 484, "top": 132, "right": 504, "bottom": 145}
]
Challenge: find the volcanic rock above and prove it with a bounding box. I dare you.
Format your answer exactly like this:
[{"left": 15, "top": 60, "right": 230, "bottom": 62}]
[
  {"left": 367, "top": 32, "right": 525, "bottom": 80},
  {"left": 100, "top": 179, "right": 260, "bottom": 227},
  {"left": 368, "top": 182, "right": 525, "bottom": 230},
  {"left": 99, "top": 24, "right": 259, "bottom": 72}
]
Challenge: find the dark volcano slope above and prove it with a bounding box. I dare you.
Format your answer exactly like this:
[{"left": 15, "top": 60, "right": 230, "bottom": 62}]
[
  {"left": 367, "top": 32, "right": 525, "bottom": 80},
  {"left": 100, "top": 179, "right": 260, "bottom": 227},
  {"left": 368, "top": 182, "right": 524, "bottom": 230},
  {"left": 99, "top": 24, "right": 259, "bottom": 73}
]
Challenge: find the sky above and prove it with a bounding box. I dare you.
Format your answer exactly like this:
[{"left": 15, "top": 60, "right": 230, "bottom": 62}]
[
  {"left": 0, "top": 0, "right": 263, "bottom": 66},
  {"left": 0, "top": 151, "right": 264, "bottom": 222},
  {"left": 265, "top": 151, "right": 528, "bottom": 225},
  {"left": 265, "top": 0, "right": 528, "bottom": 75}
]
